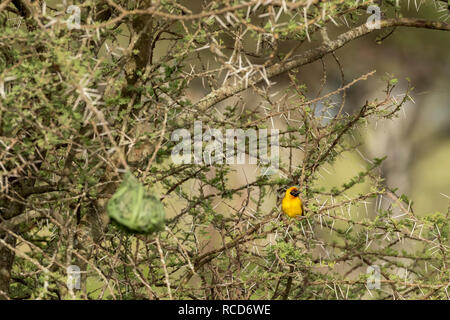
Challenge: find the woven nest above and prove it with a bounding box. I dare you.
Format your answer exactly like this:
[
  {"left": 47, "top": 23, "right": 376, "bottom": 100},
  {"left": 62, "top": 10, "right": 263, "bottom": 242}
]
[{"left": 107, "top": 171, "right": 165, "bottom": 234}]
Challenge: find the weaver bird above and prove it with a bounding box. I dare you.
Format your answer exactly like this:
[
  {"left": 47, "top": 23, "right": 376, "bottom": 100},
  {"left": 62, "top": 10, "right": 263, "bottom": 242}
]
[{"left": 282, "top": 186, "right": 304, "bottom": 218}]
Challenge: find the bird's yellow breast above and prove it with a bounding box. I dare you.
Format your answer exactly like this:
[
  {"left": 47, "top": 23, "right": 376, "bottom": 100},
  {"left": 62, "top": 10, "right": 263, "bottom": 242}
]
[{"left": 282, "top": 196, "right": 303, "bottom": 218}]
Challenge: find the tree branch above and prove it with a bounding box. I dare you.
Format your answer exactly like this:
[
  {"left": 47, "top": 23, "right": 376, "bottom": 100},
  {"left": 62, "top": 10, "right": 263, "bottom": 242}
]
[
  {"left": 195, "top": 18, "right": 450, "bottom": 111},
  {"left": 0, "top": 211, "right": 43, "bottom": 230}
]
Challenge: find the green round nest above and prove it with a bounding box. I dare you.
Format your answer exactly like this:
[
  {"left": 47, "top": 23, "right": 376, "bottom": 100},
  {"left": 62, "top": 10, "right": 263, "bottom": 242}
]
[{"left": 107, "top": 171, "right": 165, "bottom": 234}]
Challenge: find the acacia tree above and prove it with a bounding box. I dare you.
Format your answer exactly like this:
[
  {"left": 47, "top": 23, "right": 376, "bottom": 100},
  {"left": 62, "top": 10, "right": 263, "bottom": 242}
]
[{"left": 0, "top": 0, "right": 448, "bottom": 300}]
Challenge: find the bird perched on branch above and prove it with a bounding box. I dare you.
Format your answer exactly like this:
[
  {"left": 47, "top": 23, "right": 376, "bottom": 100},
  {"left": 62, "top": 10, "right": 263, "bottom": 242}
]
[{"left": 282, "top": 186, "right": 304, "bottom": 218}]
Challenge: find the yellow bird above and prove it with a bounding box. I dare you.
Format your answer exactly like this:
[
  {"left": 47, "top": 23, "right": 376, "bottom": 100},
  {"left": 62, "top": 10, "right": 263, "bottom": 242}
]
[{"left": 282, "top": 186, "right": 304, "bottom": 218}]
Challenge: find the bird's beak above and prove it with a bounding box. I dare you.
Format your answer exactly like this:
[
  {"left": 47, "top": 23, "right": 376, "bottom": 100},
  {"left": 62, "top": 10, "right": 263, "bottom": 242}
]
[{"left": 290, "top": 189, "right": 300, "bottom": 197}]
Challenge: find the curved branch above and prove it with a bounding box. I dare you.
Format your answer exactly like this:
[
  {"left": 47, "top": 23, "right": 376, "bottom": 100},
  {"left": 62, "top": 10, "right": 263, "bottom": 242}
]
[
  {"left": 195, "top": 18, "right": 450, "bottom": 111},
  {"left": 0, "top": 211, "right": 43, "bottom": 230}
]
